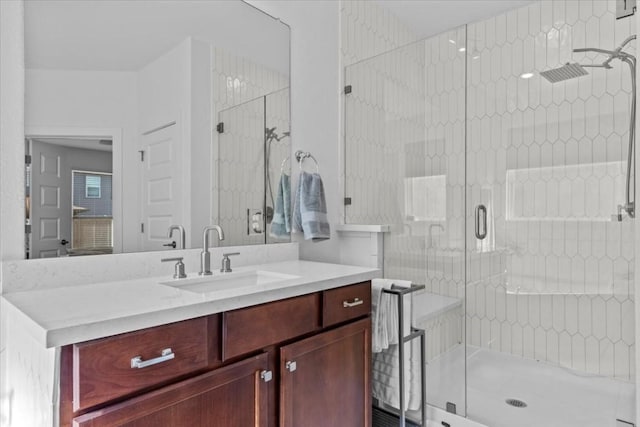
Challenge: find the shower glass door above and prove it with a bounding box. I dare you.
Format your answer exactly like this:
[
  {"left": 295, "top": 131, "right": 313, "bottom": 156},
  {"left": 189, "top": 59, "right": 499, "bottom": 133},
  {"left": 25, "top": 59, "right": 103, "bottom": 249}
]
[
  {"left": 344, "top": 26, "right": 469, "bottom": 419},
  {"left": 465, "top": 1, "right": 635, "bottom": 426}
]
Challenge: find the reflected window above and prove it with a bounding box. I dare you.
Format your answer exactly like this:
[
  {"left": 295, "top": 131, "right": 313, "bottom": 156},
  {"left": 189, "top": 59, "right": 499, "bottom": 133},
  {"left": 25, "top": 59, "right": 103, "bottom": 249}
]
[
  {"left": 85, "top": 175, "right": 101, "bottom": 198},
  {"left": 72, "top": 171, "right": 113, "bottom": 252}
]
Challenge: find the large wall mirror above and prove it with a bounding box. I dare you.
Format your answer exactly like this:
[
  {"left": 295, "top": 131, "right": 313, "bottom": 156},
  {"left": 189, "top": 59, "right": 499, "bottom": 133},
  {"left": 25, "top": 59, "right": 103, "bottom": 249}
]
[{"left": 24, "top": 0, "right": 291, "bottom": 259}]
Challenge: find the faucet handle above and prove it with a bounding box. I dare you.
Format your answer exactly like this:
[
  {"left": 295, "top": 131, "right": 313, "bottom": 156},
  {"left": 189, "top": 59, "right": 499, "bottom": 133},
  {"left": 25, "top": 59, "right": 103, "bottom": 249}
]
[
  {"left": 161, "top": 257, "right": 187, "bottom": 279},
  {"left": 221, "top": 252, "right": 240, "bottom": 273}
]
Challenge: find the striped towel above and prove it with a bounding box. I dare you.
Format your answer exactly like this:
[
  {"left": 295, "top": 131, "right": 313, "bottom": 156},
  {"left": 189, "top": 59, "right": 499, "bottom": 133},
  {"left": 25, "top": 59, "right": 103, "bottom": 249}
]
[{"left": 371, "top": 279, "right": 421, "bottom": 411}]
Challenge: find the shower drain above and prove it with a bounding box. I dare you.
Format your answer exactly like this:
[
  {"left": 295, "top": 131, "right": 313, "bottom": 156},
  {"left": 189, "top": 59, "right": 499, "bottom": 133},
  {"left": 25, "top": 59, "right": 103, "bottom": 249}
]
[{"left": 505, "top": 398, "right": 528, "bottom": 408}]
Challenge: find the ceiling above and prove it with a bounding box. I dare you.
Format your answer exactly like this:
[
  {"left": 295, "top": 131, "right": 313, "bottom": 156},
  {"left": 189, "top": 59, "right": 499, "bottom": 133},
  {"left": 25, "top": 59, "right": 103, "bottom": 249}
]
[
  {"left": 376, "top": 0, "right": 537, "bottom": 40},
  {"left": 25, "top": 1, "right": 534, "bottom": 74},
  {"left": 32, "top": 137, "right": 113, "bottom": 152},
  {"left": 24, "top": 0, "right": 290, "bottom": 74}
]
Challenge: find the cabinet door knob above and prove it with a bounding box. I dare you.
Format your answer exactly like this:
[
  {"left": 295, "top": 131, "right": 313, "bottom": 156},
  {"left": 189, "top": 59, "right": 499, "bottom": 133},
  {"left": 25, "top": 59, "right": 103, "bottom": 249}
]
[
  {"left": 343, "top": 297, "right": 363, "bottom": 308},
  {"left": 285, "top": 360, "right": 297, "bottom": 372},
  {"left": 260, "top": 370, "right": 273, "bottom": 382}
]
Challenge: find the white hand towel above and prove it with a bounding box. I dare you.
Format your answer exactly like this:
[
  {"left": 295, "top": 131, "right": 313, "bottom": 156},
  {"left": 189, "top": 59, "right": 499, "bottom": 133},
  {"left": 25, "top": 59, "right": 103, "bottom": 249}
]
[
  {"left": 371, "top": 279, "right": 421, "bottom": 411},
  {"left": 384, "top": 279, "right": 412, "bottom": 345},
  {"left": 372, "top": 279, "right": 392, "bottom": 353}
]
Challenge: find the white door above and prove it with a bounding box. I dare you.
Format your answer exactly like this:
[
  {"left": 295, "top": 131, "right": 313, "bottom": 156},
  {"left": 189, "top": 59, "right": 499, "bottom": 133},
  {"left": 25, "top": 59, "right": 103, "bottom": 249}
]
[
  {"left": 30, "top": 140, "right": 71, "bottom": 258},
  {"left": 140, "top": 122, "right": 184, "bottom": 251}
]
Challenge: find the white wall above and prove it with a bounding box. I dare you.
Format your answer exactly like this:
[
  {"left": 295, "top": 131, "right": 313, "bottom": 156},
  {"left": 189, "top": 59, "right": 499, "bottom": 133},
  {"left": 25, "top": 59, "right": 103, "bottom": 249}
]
[
  {"left": 25, "top": 69, "right": 139, "bottom": 252},
  {"left": 246, "top": 0, "right": 342, "bottom": 263},
  {"left": 190, "top": 38, "right": 213, "bottom": 249},
  {"left": 0, "top": 1, "right": 25, "bottom": 423},
  {"left": 0, "top": 1, "right": 25, "bottom": 264}
]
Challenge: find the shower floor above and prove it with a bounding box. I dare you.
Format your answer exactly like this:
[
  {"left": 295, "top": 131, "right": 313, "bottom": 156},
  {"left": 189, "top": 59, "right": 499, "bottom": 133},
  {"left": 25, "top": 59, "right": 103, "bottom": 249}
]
[{"left": 421, "top": 345, "right": 635, "bottom": 427}]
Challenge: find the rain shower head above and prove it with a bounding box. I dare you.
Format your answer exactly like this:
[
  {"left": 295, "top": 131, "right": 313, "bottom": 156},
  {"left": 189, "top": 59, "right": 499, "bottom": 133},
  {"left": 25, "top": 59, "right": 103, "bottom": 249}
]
[{"left": 539, "top": 62, "right": 589, "bottom": 83}]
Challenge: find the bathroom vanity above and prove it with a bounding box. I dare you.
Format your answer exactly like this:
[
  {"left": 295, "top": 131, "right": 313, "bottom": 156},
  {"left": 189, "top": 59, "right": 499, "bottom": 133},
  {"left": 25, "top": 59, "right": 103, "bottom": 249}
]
[{"left": 1, "top": 254, "right": 378, "bottom": 427}]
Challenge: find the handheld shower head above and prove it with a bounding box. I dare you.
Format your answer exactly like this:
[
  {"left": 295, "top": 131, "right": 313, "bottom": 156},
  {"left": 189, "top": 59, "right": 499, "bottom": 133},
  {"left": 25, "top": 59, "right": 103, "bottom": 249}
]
[{"left": 539, "top": 62, "right": 589, "bottom": 83}]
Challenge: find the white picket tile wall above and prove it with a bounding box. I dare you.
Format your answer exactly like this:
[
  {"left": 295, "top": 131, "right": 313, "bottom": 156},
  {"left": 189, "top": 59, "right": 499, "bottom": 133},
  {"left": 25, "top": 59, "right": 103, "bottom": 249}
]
[
  {"left": 467, "top": 0, "right": 635, "bottom": 380},
  {"left": 341, "top": 0, "right": 417, "bottom": 67},
  {"left": 344, "top": 0, "right": 635, "bottom": 381},
  {"left": 211, "top": 47, "right": 289, "bottom": 247}
]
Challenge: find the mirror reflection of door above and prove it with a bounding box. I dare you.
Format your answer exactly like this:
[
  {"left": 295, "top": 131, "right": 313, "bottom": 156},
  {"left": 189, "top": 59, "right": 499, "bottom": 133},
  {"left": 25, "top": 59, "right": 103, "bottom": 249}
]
[
  {"left": 140, "top": 121, "right": 184, "bottom": 252},
  {"left": 26, "top": 137, "right": 113, "bottom": 258}
]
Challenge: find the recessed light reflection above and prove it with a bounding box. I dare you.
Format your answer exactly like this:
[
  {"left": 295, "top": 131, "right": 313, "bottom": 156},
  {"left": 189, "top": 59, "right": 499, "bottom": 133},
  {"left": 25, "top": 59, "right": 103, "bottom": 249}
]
[
  {"left": 520, "top": 72, "right": 534, "bottom": 79},
  {"left": 449, "top": 39, "right": 456, "bottom": 44},
  {"left": 458, "top": 47, "right": 466, "bottom": 52}
]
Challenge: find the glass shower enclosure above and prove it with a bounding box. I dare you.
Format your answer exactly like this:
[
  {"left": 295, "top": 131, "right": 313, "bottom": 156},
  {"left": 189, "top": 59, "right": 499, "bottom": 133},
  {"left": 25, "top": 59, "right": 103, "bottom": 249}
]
[
  {"left": 344, "top": 2, "right": 636, "bottom": 426},
  {"left": 216, "top": 88, "right": 291, "bottom": 247}
]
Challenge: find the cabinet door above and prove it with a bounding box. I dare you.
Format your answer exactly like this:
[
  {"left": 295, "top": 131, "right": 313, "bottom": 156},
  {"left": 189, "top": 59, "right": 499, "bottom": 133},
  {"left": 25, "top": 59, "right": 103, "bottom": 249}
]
[
  {"left": 280, "top": 318, "right": 371, "bottom": 427},
  {"left": 73, "top": 353, "right": 269, "bottom": 427}
]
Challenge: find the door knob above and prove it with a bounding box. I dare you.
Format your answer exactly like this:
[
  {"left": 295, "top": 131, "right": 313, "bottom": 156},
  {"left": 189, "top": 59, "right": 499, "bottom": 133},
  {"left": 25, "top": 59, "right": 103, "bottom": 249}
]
[
  {"left": 163, "top": 241, "right": 177, "bottom": 249},
  {"left": 60, "top": 239, "right": 69, "bottom": 245}
]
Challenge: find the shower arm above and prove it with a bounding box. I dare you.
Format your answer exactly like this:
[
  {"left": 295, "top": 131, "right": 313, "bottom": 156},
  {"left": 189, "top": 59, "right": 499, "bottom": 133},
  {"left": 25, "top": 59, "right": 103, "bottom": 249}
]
[
  {"left": 579, "top": 63, "right": 613, "bottom": 69},
  {"left": 573, "top": 47, "right": 618, "bottom": 55},
  {"left": 574, "top": 37, "right": 637, "bottom": 69},
  {"left": 619, "top": 34, "right": 637, "bottom": 51}
]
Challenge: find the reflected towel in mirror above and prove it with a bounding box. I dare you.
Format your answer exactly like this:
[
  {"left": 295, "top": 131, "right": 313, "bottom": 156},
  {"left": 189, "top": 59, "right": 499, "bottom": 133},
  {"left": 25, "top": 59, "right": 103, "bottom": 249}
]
[
  {"left": 292, "top": 171, "right": 330, "bottom": 241},
  {"left": 270, "top": 173, "right": 291, "bottom": 239}
]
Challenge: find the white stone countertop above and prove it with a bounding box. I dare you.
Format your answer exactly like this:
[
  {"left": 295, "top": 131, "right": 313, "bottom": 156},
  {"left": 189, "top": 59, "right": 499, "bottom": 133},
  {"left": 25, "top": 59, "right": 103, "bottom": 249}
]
[{"left": 2, "top": 260, "right": 380, "bottom": 348}]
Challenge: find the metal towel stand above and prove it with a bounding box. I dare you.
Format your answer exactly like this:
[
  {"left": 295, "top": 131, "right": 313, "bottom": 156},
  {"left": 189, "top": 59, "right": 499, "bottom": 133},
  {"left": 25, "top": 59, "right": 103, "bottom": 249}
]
[{"left": 377, "top": 284, "right": 427, "bottom": 427}]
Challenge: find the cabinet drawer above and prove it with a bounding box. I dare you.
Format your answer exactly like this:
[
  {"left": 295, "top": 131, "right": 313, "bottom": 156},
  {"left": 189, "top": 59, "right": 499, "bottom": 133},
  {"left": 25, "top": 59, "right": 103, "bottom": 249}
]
[
  {"left": 322, "top": 282, "right": 371, "bottom": 327},
  {"left": 73, "top": 353, "right": 269, "bottom": 427},
  {"left": 73, "top": 316, "right": 212, "bottom": 411},
  {"left": 223, "top": 293, "right": 320, "bottom": 360}
]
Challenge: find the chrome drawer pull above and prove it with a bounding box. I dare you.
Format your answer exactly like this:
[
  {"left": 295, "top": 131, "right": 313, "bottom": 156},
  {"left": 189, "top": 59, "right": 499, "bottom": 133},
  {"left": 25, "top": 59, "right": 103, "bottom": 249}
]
[
  {"left": 343, "top": 298, "right": 364, "bottom": 308},
  {"left": 131, "top": 348, "right": 175, "bottom": 369}
]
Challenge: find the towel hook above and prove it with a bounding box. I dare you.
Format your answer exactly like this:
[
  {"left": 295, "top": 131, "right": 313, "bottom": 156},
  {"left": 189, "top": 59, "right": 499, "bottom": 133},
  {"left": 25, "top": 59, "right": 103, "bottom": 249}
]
[{"left": 294, "top": 150, "right": 319, "bottom": 173}]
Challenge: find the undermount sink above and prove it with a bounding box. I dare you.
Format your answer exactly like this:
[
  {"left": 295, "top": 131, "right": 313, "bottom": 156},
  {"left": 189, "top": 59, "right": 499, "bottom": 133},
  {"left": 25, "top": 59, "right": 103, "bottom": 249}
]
[{"left": 159, "top": 270, "right": 300, "bottom": 295}]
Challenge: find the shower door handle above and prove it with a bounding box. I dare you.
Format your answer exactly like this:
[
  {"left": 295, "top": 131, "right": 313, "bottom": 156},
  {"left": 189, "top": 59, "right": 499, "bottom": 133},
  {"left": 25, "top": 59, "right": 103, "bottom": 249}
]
[{"left": 475, "top": 204, "right": 487, "bottom": 240}]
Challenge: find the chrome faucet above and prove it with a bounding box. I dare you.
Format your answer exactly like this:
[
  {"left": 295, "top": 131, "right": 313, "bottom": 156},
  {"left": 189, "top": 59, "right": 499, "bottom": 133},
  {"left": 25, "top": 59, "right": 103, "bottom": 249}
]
[
  {"left": 199, "top": 225, "right": 225, "bottom": 276},
  {"left": 161, "top": 257, "right": 187, "bottom": 279},
  {"left": 220, "top": 252, "right": 240, "bottom": 273},
  {"left": 168, "top": 225, "right": 186, "bottom": 249}
]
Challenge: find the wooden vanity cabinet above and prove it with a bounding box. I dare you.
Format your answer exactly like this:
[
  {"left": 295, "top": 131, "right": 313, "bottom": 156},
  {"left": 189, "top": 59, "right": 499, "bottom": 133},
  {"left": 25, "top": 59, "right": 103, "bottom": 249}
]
[
  {"left": 62, "top": 281, "right": 372, "bottom": 427},
  {"left": 280, "top": 318, "right": 371, "bottom": 427}
]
